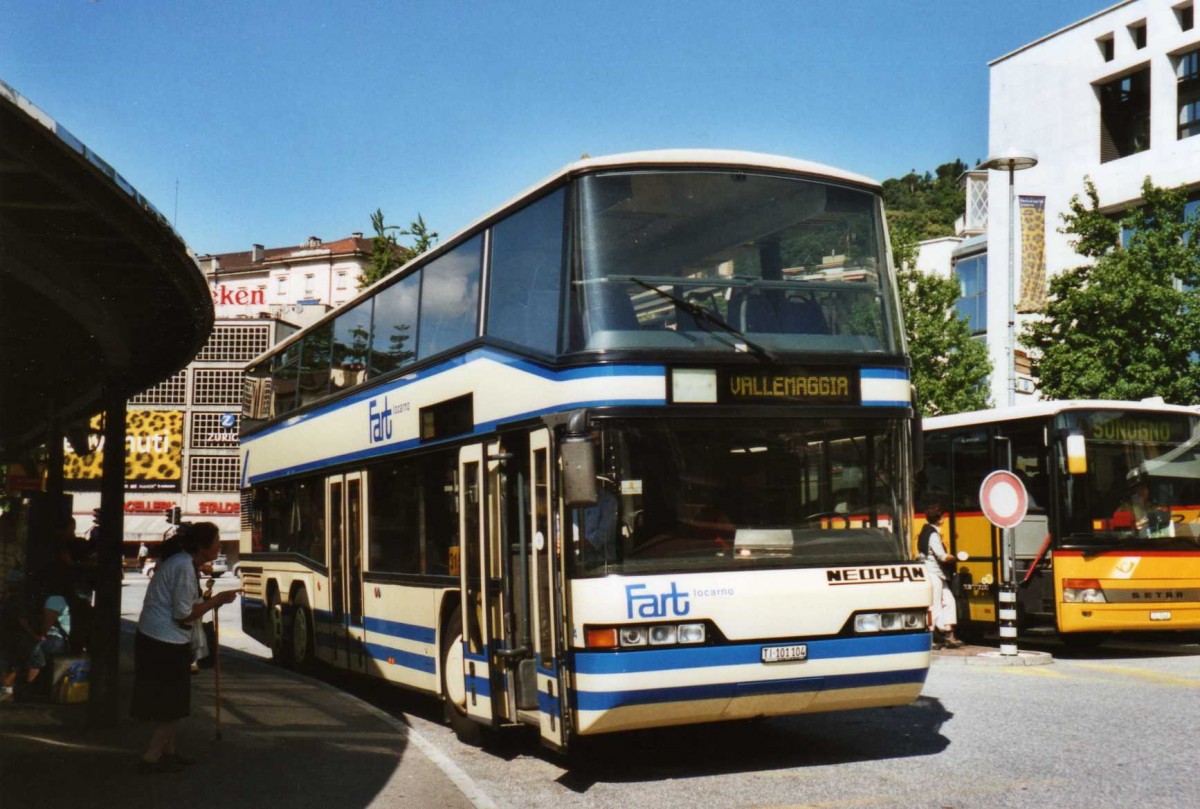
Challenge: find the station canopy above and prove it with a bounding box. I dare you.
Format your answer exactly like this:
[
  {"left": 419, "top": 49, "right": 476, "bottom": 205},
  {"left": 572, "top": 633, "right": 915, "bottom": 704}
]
[{"left": 0, "top": 81, "right": 213, "bottom": 456}]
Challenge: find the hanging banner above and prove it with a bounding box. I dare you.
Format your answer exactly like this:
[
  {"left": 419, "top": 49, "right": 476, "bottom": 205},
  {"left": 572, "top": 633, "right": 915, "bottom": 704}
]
[
  {"left": 1017, "top": 195, "right": 1046, "bottom": 313},
  {"left": 63, "top": 410, "right": 184, "bottom": 492}
]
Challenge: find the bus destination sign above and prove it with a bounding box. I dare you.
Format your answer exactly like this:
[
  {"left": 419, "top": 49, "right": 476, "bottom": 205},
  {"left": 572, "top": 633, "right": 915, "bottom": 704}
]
[{"left": 720, "top": 368, "right": 857, "bottom": 405}]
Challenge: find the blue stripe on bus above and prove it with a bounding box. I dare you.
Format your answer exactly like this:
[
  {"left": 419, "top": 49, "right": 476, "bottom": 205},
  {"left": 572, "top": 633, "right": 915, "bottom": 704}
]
[
  {"left": 246, "top": 394, "right": 666, "bottom": 485},
  {"left": 243, "top": 346, "right": 666, "bottom": 443},
  {"left": 860, "top": 367, "right": 909, "bottom": 380},
  {"left": 363, "top": 641, "right": 438, "bottom": 674},
  {"left": 539, "top": 688, "right": 559, "bottom": 716},
  {"left": 574, "top": 667, "right": 928, "bottom": 712},
  {"left": 362, "top": 616, "right": 437, "bottom": 644},
  {"left": 573, "top": 632, "right": 929, "bottom": 675}
]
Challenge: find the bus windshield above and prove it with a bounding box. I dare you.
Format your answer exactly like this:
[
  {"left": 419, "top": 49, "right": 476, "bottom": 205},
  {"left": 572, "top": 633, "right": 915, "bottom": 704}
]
[
  {"left": 1057, "top": 410, "right": 1200, "bottom": 548},
  {"left": 572, "top": 418, "right": 909, "bottom": 576},
  {"left": 568, "top": 170, "right": 898, "bottom": 356}
]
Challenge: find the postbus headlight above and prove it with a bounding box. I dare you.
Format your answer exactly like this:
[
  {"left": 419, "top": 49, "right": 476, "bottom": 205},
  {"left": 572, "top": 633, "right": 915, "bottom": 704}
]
[
  {"left": 855, "top": 613, "right": 882, "bottom": 633},
  {"left": 1063, "top": 579, "right": 1107, "bottom": 603},
  {"left": 677, "top": 623, "right": 706, "bottom": 644}
]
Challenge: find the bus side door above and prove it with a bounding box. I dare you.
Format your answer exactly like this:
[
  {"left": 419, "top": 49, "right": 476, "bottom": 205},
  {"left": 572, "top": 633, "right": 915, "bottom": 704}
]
[
  {"left": 325, "top": 472, "right": 368, "bottom": 672},
  {"left": 529, "top": 428, "right": 568, "bottom": 749},
  {"left": 456, "top": 443, "right": 499, "bottom": 726}
]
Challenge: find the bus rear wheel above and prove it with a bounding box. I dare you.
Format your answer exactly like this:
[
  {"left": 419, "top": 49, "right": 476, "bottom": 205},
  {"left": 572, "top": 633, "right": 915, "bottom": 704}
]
[
  {"left": 266, "top": 588, "right": 292, "bottom": 666},
  {"left": 441, "top": 608, "right": 484, "bottom": 746}
]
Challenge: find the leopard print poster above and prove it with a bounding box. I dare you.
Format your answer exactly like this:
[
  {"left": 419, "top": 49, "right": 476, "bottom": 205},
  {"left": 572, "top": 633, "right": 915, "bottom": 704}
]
[{"left": 62, "top": 410, "right": 183, "bottom": 483}]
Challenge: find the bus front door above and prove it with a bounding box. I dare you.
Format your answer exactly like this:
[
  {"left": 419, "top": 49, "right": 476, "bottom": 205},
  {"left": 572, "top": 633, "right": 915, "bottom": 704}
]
[
  {"left": 327, "top": 473, "right": 368, "bottom": 673},
  {"left": 529, "top": 428, "right": 568, "bottom": 749}
]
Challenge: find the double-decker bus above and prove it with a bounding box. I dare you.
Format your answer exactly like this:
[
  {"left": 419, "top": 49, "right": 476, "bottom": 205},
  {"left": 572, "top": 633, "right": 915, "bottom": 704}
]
[
  {"left": 237, "top": 150, "right": 931, "bottom": 750},
  {"left": 918, "top": 400, "right": 1200, "bottom": 645}
]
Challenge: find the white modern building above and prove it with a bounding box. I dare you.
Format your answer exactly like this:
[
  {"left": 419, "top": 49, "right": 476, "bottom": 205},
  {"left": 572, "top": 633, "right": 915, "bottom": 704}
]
[{"left": 981, "top": 0, "right": 1200, "bottom": 406}]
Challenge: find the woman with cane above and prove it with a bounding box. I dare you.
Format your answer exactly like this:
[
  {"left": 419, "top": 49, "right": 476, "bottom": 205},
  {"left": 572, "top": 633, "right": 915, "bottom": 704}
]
[{"left": 131, "top": 522, "right": 239, "bottom": 774}]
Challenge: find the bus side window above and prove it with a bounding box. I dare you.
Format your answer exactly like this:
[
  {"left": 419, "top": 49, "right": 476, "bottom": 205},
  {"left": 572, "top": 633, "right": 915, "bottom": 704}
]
[{"left": 915, "top": 435, "right": 951, "bottom": 513}]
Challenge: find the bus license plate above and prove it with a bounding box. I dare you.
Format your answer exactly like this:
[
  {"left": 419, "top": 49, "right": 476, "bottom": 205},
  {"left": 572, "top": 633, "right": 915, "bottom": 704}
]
[
  {"left": 761, "top": 644, "right": 807, "bottom": 663},
  {"left": 1150, "top": 611, "right": 1172, "bottom": 621}
]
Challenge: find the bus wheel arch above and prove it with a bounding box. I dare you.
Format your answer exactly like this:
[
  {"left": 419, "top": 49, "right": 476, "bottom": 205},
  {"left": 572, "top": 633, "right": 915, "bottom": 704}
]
[{"left": 440, "top": 604, "right": 484, "bottom": 745}]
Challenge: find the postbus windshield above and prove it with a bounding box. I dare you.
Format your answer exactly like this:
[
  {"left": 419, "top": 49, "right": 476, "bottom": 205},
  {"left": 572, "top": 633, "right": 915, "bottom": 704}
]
[
  {"left": 571, "top": 418, "right": 909, "bottom": 576},
  {"left": 1057, "top": 410, "right": 1200, "bottom": 548},
  {"left": 568, "top": 170, "right": 899, "bottom": 356}
]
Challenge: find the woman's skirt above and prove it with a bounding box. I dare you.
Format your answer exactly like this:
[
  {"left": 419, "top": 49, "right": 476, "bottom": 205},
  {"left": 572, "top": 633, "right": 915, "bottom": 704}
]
[{"left": 130, "top": 630, "right": 192, "bottom": 722}]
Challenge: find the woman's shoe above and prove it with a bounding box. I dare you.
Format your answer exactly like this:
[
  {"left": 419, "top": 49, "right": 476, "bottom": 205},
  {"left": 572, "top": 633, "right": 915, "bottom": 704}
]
[{"left": 943, "top": 633, "right": 965, "bottom": 649}]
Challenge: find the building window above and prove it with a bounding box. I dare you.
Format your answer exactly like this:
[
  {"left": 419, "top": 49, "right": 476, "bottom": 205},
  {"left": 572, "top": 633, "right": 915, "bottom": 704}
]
[
  {"left": 276, "top": 276, "right": 287, "bottom": 295},
  {"left": 336, "top": 271, "right": 347, "bottom": 290},
  {"left": 188, "top": 455, "right": 241, "bottom": 493},
  {"left": 130, "top": 370, "right": 187, "bottom": 405},
  {"left": 1099, "top": 67, "right": 1151, "bottom": 162},
  {"left": 304, "top": 274, "right": 315, "bottom": 295},
  {"left": 1178, "top": 49, "right": 1200, "bottom": 139},
  {"left": 1129, "top": 21, "right": 1147, "bottom": 49},
  {"left": 195, "top": 324, "right": 272, "bottom": 363},
  {"left": 190, "top": 412, "right": 240, "bottom": 449},
  {"left": 954, "top": 254, "right": 987, "bottom": 336},
  {"left": 1097, "top": 34, "right": 1115, "bottom": 62},
  {"left": 1179, "top": 3, "right": 1194, "bottom": 32},
  {"left": 193, "top": 369, "right": 244, "bottom": 406}
]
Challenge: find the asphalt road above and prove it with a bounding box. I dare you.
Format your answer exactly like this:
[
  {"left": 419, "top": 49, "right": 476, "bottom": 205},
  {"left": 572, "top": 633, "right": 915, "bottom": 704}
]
[{"left": 121, "top": 577, "right": 1200, "bottom": 809}]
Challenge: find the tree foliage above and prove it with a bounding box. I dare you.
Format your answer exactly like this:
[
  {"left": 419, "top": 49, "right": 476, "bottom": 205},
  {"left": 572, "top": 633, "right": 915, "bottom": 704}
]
[
  {"left": 881, "top": 159, "right": 970, "bottom": 240},
  {"left": 897, "top": 265, "right": 993, "bottom": 416},
  {"left": 358, "top": 209, "right": 439, "bottom": 290},
  {"left": 882, "top": 160, "right": 990, "bottom": 416},
  {"left": 1022, "top": 178, "right": 1200, "bottom": 404}
]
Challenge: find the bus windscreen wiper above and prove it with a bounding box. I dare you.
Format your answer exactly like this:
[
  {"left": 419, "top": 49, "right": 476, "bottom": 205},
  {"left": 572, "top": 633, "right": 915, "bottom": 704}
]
[{"left": 630, "top": 278, "right": 776, "bottom": 363}]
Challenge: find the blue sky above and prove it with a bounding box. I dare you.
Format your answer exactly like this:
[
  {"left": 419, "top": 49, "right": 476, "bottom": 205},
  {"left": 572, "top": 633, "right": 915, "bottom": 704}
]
[{"left": 2, "top": 0, "right": 1105, "bottom": 255}]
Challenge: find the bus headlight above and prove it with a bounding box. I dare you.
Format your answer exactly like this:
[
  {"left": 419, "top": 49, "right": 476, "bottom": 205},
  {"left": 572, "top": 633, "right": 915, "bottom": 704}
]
[
  {"left": 619, "top": 627, "right": 648, "bottom": 646},
  {"left": 1063, "top": 579, "right": 1107, "bottom": 603},
  {"left": 587, "top": 622, "right": 709, "bottom": 648},
  {"left": 648, "top": 625, "right": 677, "bottom": 645},
  {"left": 854, "top": 611, "right": 926, "bottom": 634}
]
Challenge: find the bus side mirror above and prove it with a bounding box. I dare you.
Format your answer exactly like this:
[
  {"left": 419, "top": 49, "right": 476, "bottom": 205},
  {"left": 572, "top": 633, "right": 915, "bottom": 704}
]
[
  {"left": 561, "top": 437, "right": 598, "bottom": 508},
  {"left": 1065, "top": 430, "right": 1088, "bottom": 475}
]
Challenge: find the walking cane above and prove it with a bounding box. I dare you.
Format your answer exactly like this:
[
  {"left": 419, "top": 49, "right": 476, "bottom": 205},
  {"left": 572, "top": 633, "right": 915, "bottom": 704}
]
[{"left": 213, "top": 603, "right": 222, "bottom": 741}]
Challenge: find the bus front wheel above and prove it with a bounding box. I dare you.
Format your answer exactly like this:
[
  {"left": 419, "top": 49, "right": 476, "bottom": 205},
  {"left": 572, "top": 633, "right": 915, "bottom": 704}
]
[
  {"left": 291, "top": 589, "right": 316, "bottom": 670},
  {"left": 440, "top": 609, "right": 484, "bottom": 746}
]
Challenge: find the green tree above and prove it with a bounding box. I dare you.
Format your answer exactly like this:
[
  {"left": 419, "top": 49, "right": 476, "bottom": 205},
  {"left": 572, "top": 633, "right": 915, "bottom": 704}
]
[
  {"left": 881, "top": 159, "right": 969, "bottom": 240},
  {"left": 358, "top": 210, "right": 439, "bottom": 290},
  {"left": 1022, "top": 177, "right": 1200, "bottom": 403},
  {"left": 897, "top": 264, "right": 993, "bottom": 416}
]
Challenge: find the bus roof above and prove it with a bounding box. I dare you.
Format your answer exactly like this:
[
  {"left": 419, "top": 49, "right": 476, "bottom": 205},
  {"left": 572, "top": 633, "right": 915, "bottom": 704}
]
[
  {"left": 924, "top": 400, "right": 1200, "bottom": 431},
  {"left": 247, "top": 149, "right": 881, "bottom": 368}
]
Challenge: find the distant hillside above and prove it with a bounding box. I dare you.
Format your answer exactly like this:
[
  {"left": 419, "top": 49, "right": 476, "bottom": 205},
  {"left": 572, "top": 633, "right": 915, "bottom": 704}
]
[{"left": 881, "top": 159, "right": 970, "bottom": 240}]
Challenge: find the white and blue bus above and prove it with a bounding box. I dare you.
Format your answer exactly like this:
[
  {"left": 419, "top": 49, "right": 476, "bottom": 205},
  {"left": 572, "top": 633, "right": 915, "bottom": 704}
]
[{"left": 238, "top": 150, "right": 932, "bottom": 750}]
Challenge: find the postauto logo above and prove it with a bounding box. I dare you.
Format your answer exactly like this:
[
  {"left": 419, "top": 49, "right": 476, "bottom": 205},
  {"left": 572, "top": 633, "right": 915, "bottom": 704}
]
[{"left": 625, "top": 582, "right": 691, "bottom": 619}]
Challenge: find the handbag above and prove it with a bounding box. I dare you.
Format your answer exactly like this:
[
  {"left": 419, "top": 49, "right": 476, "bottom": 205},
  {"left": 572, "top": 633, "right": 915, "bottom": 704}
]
[{"left": 194, "top": 621, "right": 217, "bottom": 669}]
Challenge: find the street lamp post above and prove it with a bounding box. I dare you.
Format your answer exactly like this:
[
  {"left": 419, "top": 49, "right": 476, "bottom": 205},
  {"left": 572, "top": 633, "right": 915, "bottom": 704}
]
[{"left": 981, "top": 150, "right": 1038, "bottom": 407}]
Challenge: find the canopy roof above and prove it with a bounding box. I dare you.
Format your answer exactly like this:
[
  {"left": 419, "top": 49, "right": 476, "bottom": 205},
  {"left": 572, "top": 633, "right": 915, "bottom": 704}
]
[{"left": 0, "top": 81, "right": 213, "bottom": 455}]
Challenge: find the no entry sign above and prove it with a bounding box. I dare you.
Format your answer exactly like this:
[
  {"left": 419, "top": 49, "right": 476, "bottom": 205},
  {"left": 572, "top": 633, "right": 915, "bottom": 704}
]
[{"left": 979, "top": 470, "right": 1028, "bottom": 529}]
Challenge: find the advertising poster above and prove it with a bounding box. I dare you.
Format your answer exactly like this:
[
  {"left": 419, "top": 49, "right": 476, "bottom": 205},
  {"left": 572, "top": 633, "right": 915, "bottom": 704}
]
[{"left": 63, "top": 410, "right": 184, "bottom": 492}]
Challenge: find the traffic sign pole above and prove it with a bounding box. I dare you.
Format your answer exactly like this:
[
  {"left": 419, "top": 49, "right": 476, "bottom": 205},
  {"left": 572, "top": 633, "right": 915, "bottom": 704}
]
[{"left": 979, "top": 471, "right": 1029, "bottom": 657}]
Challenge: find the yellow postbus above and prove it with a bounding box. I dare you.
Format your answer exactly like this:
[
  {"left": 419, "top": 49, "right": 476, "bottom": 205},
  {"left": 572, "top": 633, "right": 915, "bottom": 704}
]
[{"left": 916, "top": 400, "right": 1200, "bottom": 645}]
